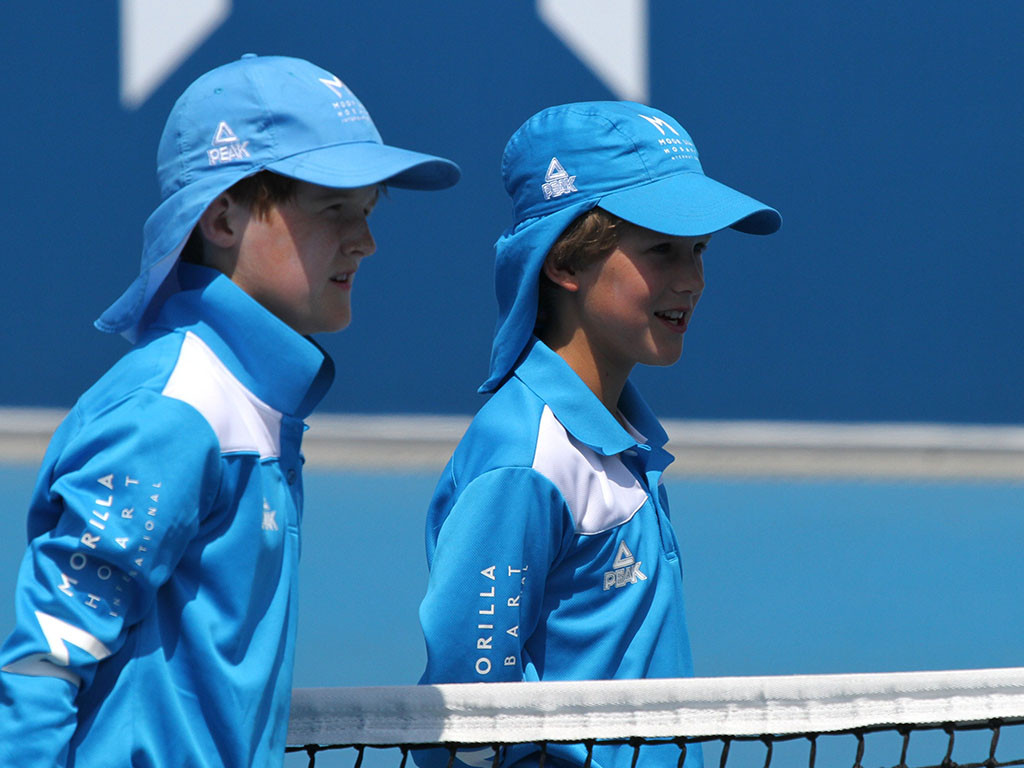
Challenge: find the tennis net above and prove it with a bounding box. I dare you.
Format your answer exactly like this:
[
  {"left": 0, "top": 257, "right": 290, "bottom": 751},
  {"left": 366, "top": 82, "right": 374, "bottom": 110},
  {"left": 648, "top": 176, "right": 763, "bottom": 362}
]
[{"left": 286, "top": 667, "right": 1024, "bottom": 768}]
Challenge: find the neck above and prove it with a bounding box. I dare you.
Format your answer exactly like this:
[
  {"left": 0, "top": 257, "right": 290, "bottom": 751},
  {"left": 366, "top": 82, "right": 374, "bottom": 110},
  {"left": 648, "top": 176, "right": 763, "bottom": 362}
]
[{"left": 540, "top": 328, "right": 632, "bottom": 424}]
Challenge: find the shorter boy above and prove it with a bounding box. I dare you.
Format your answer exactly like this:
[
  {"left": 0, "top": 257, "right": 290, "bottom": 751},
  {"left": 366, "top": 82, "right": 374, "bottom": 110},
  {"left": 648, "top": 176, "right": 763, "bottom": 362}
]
[
  {"left": 0, "top": 54, "right": 458, "bottom": 767},
  {"left": 418, "top": 102, "right": 780, "bottom": 768}
]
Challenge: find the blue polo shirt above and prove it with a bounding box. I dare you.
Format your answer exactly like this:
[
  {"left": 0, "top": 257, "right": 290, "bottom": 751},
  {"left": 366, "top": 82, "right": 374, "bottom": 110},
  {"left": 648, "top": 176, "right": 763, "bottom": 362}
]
[
  {"left": 419, "top": 337, "right": 699, "bottom": 768},
  {"left": 0, "top": 264, "right": 333, "bottom": 768}
]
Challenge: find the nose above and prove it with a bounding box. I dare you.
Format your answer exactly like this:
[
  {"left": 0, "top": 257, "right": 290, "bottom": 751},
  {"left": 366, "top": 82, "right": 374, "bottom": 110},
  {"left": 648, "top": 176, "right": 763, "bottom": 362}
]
[
  {"left": 671, "top": 249, "right": 705, "bottom": 296},
  {"left": 346, "top": 216, "right": 376, "bottom": 259}
]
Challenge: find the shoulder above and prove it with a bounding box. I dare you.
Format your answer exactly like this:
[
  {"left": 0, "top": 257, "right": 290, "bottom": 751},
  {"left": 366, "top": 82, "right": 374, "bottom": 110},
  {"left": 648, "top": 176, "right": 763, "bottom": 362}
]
[
  {"left": 51, "top": 382, "right": 221, "bottom": 484},
  {"left": 429, "top": 391, "right": 571, "bottom": 546},
  {"left": 70, "top": 331, "right": 216, "bottom": 442},
  {"left": 450, "top": 378, "right": 548, "bottom": 476},
  {"left": 69, "top": 328, "right": 280, "bottom": 460}
]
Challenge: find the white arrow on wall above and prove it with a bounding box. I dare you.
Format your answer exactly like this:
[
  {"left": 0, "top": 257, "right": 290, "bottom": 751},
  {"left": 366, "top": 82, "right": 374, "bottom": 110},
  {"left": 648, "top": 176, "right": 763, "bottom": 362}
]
[
  {"left": 120, "top": 0, "right": 231, "bottom": 110},
  {"left": 537, "top": 0, "right": 649, "bottom": 104},
  {"left": 119, "top": 1, "right": 647, "bottom": 110}
]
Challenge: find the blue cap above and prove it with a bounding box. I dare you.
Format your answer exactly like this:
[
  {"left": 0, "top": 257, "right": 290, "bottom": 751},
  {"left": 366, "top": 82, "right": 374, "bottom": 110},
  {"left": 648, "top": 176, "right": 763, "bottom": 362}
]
[
  {"left": 96, "top": 54, "right": 461, "bottom": 341},
  {"left": 479, "top": 101, "right": 781, "bottom": 393}
]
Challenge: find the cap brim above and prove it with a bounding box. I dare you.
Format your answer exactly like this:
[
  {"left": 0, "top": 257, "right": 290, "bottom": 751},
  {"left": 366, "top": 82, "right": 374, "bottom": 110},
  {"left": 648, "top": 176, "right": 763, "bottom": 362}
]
[
  {"left": 599, "top": 171, "right": 781, "bottom": 236},
  {"left": 268, "top": 141, "right": 460, "bottom": 191}
]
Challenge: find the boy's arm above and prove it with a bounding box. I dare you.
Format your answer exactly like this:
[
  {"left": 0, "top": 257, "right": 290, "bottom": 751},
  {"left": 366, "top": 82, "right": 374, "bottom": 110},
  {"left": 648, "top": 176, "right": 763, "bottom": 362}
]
[
  {"left": 419, "top": 467, "right": 569, "bottom": 685},
  {"left": 0, "top": 396, "right": 220, "bottom": 767}
]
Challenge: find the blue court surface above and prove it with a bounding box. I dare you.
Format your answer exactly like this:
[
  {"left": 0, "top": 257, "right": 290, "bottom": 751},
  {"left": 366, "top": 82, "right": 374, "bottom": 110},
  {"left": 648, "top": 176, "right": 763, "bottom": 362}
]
[
  {"left": 285, "top": 471, "right": 1024, "bottom": 686},
  {"left": 1, "top": 465, "right": 1021, "bottom": 767}
]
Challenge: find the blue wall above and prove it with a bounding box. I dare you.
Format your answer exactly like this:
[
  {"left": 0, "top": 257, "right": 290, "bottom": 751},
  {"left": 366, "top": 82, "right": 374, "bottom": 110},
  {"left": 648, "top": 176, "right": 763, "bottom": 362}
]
[{"left": 2, "top": 2, "right": 1021, "bottom": 423}]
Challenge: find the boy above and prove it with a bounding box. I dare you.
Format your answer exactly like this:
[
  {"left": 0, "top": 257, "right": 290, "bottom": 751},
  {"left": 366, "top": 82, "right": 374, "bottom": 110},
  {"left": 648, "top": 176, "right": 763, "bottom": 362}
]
[
  {"left": 0, "top": 54, "right": 458, "bottom": 767},
  {"left": 418, "top": 102, "right": 780, "bottom": 767}
]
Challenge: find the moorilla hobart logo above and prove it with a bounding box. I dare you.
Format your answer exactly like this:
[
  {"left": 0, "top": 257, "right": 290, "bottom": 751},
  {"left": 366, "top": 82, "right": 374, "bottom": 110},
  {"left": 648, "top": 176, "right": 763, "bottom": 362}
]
[
  {"left": 541, "top": 157, "right": 578, "bottom": 201},
  {"left": 207, "top": 121, "right": 250, "bottom": 166},
  {"left": 637, "top": 114, "right": 679, "bottom": 136},
  {"left": 318, "top": 74, "right": 370, "bottom": 123},
  {"left": 638, "top": 114, "right": 697, "bottom": 161}
]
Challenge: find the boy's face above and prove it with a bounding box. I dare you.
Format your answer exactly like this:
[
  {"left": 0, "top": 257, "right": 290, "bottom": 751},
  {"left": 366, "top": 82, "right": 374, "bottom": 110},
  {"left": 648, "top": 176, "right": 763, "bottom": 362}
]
[
  {"left": 230, "top": 181, "right": 378, "bottom": 336},
  {"left": 573, "top": 223, "right": 708, "bottom": 376}
]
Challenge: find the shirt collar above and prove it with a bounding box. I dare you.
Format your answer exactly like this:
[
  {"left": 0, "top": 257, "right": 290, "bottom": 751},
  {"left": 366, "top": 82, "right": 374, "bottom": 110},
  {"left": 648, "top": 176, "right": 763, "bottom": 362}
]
[
  {"left": 147, "top": 263, "right": 335, "bottom": 419},
  {"left": 513, "top": 337, "right": 668, "bottom": 456}
]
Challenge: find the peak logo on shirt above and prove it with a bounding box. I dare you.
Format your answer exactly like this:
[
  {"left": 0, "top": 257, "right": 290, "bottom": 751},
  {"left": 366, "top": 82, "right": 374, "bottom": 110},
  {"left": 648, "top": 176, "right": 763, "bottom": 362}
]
[
  {"left": 262, "top": 499, "right": 279, "bottom": 531},
  {"left": 603, "top": 541, "right": 647, "bottom": 591}
]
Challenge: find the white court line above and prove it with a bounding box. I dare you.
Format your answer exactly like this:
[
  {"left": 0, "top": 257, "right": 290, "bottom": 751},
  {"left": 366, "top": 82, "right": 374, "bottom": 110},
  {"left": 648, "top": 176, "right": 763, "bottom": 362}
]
[{"left": 2, "top": 408, "right": 1023, "bottom": 479}]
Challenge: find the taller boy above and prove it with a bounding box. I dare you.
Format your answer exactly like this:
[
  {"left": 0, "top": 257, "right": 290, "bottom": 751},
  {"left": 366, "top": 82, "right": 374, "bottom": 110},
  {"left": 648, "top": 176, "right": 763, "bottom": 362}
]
[
  {"left": 419, "top": 102, "right": 779, "bottom": 768},
  {"left": 0, "top": 54, "right": 458, "bottom": 767}
]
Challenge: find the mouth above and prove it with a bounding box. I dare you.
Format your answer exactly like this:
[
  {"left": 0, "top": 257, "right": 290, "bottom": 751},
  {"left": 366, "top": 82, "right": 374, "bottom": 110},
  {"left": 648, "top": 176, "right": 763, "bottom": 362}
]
[
  {"left": 654, "top": 308, "right": 689, "bottom": 331},
  {"left": 330, "top": 272, "right": 354, "bottom": 287}
]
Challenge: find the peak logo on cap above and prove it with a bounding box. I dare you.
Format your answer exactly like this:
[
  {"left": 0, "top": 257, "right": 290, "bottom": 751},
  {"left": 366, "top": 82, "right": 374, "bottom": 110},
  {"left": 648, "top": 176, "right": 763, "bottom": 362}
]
[
  {"left": 208, "top": 121, "right": 251, "bottom": 166},
  {"left": 542, "top": 157, "right": 578, "bottom": 201}
]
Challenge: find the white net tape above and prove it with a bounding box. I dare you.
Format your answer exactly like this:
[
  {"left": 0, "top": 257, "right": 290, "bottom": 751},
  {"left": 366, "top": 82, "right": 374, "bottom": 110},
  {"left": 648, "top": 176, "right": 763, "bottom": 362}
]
[{"left": 288, "top": 667, "right": 1024, "bottom": 748}]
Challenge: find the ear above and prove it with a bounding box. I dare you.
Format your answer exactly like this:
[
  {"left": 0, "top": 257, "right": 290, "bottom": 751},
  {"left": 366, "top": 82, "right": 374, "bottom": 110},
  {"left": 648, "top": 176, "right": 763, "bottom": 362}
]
[
  {"left": 196, "top": 193, "right": 245, "bottom": 249},
  {"left": 542, "top": 253, "right": 582, "bottom": 293}
]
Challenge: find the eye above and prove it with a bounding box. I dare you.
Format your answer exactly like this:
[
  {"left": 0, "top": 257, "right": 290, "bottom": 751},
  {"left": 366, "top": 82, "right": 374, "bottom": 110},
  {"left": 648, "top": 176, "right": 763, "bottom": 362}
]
[
  {"left": 694, "top": 241, "right": 709, "bottom": 257},
  {"left": 648, "top": 242, "right": 673, "bottom": 255}
]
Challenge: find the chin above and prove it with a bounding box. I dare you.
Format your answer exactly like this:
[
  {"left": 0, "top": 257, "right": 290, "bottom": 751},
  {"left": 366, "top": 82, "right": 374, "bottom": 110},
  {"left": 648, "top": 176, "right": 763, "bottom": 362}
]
[
  {"left": 321, "top": 313, "right": 352, "bottom": 334},
  {"left": 646, "top": 342, "right": 684, "bottom": 368}
]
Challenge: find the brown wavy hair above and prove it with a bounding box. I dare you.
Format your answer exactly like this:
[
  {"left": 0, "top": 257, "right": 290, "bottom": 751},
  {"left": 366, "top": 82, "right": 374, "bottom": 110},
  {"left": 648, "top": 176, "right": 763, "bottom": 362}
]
[{"left": 536, "top": 207, "right": 623, "bottom": 331}]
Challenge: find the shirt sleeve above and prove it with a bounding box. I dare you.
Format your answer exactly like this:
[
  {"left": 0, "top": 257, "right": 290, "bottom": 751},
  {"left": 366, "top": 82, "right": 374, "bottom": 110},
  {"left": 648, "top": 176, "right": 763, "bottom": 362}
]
[
  {"left": 0, "top": 393, "right": 221, "bottom": 767},
  {"left": 419, "top": 466, "right": 571, "bottom": 685}
]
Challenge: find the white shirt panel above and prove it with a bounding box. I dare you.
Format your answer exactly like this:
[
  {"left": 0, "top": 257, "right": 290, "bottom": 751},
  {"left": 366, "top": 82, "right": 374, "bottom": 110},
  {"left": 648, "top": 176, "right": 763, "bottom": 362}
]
[
  {"left": 532, "top": 405, "right": 648, "bottom": 534},
  {"left": 162, "top": 331, "right": 283, "bottom": 458}
]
